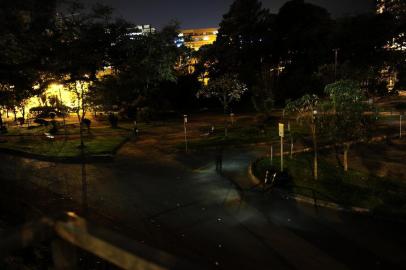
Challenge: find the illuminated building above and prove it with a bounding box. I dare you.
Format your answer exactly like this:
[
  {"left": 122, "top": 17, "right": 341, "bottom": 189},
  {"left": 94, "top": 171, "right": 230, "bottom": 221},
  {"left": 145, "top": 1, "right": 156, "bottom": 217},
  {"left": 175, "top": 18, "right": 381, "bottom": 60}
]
[
  {"left": 176, "top": 28, "right": 218, "bottom": 51},
  {"left": 376, "top": 0, "right": 405, "bottom": 92},
  {"left": 377, "top": 0, "right": 405, "bottom": 16},
  {"left": 127, "top": 25, "right": 156, "bottom": 39},
  {"left": 377, "top": 0, "right": 405, "bottom": 51},
  {"left": 174, "top": 28, "right": 218, "bottom": 85}
]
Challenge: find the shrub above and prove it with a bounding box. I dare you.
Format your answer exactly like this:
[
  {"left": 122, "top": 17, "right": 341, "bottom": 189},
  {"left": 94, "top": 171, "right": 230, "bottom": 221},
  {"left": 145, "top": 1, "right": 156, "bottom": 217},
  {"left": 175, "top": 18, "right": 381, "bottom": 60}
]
[
  {"left": 34, "top": 118, "right": 49, "bottom": 126},
  {"left": 17, "top": 117, "right": 25, "bottom": 126},
  {"left": 82, "top": 118, "right": 91, "bottom": 130},
  {"left": 29, "top": 106, "right": 69, "bottom": 118},
  {"left": 108, "top": 113, "right": 118, "bottom": 128},
  {"left": 395, "top": 103, "right": 406, "bottom": 112},
  {"left": 137, "top": 107, "right": 153, "bottom": 122},
  {"left": 0, "top": 126, "right": 7, "bottom": 134},
  {"left": 49, "top": 120, "right": 58, "bottom": 134}
]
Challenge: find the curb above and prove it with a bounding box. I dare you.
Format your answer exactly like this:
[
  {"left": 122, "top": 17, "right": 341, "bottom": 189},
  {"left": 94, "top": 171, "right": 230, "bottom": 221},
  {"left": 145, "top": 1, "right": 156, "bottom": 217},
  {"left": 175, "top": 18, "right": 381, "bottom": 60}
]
[
  {"left": 248, "top": 158, "right": 372, "bottom": 214},
  {"left": 0, "top": 147, "right": 114, "bottom": 164},
  {"left": 0, "top": 135, "right": 133, "bottom": 164},
  {"left": 248, "top": 157, "right": 406, "bottom": 224},
  {"left": 273, "top": 188, "right": 371, "bottom": 214}
]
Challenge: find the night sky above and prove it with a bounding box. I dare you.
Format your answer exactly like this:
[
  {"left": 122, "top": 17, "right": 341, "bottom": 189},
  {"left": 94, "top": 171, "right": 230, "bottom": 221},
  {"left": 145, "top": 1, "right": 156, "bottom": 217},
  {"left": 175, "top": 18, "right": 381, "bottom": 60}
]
[{"left": 83, "top": 0, "right": 375, "bottom": 29}]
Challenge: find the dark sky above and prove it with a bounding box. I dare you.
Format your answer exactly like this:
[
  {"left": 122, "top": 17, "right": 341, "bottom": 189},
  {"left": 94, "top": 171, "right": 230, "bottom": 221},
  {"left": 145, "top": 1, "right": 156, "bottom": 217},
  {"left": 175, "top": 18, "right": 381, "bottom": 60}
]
[{"left": 83, "top": 0, "right": 375, "bottom": 29}]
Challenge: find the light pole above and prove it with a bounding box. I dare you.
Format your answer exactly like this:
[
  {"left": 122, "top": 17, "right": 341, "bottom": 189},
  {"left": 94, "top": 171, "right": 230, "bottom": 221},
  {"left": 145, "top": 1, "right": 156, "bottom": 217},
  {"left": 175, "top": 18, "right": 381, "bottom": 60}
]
[
  {"left": 312, "top": 110, "right": 318, "bottom": 180},
  {"left": 184, "top": 115, "right": 188, "bottom": 153},
  {"left": 400, "top": 113, "right": 403, "bottom": 139},
  {"left": 279, "top": 123, "right": 284, "bottom": 172}
]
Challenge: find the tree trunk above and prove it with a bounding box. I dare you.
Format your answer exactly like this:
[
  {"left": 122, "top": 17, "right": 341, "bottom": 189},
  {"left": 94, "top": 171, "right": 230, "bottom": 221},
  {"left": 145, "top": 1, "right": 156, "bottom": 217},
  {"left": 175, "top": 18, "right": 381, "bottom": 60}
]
[
  {"left": 223, "top": 102, "right": 228, "bottom": 138},
  {"left": 343, "top": 143, "right": 350, "bottom": 172},
  {"left": 59, "top": 88, "right": 68, "bottom": 140},
  {"left": 13, "top": 108, "right": 17, "bottom": 122},
  {"left": 21, "top": 106, "right": 25, "bottom": 121},
  {"left": 314, "top": 151, "right": 318, "bottom": 180},
  {"left": 311, "top": 123, "right": 318, "bottom": 180}
]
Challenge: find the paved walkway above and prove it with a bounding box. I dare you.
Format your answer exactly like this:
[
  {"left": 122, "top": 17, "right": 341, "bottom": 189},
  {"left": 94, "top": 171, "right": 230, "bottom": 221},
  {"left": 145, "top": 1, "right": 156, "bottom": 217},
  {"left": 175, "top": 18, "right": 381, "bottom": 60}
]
[{"left": 0, "top": 137, "right": 405, "bottom": 269}]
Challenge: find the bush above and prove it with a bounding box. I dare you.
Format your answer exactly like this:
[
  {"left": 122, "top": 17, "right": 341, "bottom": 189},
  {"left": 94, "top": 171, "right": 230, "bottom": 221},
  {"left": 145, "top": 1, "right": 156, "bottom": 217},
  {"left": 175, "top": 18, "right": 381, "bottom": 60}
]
[
  {"left": 137, "top": 107, "right": 151, "bottom": 122},
  {"left": 34, "top": 118, "right": 49, "bottom": 126},
  {"left": 82, "top": 118, "right": 91, "bottom": 130},
  {"left": 108, "top": 113, "right": 118, "bottom": 128},
  {"left": 395, "top": 103, "right": 406, "bottom": 112},
  {"left": 17, "top": 117, "right": 25, "bottom": 126},
  {"left": 49, "top": 120, "right": 58, "bottom": 134},
  {"left": 29, "top": 106, "right": 69, "bottom": 118},
  {"left": 0, "top": 126, "right": 7, "bottom": 134}
]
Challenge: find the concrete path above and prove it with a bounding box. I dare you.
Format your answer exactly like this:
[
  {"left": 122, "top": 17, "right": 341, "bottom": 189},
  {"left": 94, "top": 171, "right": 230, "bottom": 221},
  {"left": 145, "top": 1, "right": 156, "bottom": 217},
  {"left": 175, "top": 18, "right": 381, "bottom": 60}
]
[{"left": 0, "top": 139, "right": 405, "bottom": 269}]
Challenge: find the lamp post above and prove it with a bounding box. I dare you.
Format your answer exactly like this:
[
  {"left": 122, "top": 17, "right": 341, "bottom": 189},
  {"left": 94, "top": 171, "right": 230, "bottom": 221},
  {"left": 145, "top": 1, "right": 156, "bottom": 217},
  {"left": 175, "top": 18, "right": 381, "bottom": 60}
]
[
  {"left": 279, "top": 123, "right": 284, "bottom": 172},
  {"left": 184, "top": 115, "right": 188, "bottom": 153},
  {"left": 312, "top": 110, "right": 318, "bottom": 180}
]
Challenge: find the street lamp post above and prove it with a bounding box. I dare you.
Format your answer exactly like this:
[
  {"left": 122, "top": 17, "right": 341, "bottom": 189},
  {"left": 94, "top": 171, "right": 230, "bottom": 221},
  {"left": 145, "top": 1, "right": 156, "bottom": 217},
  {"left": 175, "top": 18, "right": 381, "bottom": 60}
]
[
  {"left": 279, "top": 123, "right": 284, "bottom": 172},
  {"left": 184, "top": 115, "right": 188, "bottom": 153},
  {"left": 312, "top": 110, "right": 318, "bottom": 180}
]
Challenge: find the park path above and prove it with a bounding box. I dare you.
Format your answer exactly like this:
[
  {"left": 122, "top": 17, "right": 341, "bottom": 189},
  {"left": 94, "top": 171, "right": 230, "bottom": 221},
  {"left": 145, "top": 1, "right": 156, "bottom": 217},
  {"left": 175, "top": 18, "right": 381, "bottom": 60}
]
[{"left": 0, "top": 134, "right": 406, "bottom": 269}]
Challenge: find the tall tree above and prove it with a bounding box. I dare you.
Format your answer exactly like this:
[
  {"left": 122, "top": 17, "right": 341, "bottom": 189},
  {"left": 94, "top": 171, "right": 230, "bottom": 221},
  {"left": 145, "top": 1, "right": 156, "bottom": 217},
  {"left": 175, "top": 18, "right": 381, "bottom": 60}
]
[
  {"left": 206, "top": 0, "right": 273, "bottom": 88},
  {"left": 91, "top": 22, "right": 180, "bottom": 118},
  {"left": 286, "top": 94, "right": 321, "bottom": 180},
  {"left": 324, "top": 80, "right": 375, "bottom": 172},
  {"left": 52, "top": 0, "right": 116, "bottom": 147},
  {"left": 197, "top": 74, "right": 247, "bottom": 136},
  {"left": 274, "top": 0, "right": 333, "bottom": 100},
  {"left": 0, "top": 0, "right": 57, "bottom": 122}
]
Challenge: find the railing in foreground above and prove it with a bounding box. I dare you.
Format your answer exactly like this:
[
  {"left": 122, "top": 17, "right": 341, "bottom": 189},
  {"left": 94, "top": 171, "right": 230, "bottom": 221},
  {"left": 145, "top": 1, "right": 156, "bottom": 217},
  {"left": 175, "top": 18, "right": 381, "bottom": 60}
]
[{"left": 0, "top": 212, "right": 199, "bottom": 270}]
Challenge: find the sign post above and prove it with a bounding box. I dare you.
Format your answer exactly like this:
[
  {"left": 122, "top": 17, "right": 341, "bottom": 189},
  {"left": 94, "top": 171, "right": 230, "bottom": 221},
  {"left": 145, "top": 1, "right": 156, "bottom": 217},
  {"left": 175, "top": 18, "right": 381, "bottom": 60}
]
[
  {"left": 184, "top": 115, "right": 188, "bottom": 153},
  {"left": 279, "top": 123, "right": 284, "bottom": 172}
]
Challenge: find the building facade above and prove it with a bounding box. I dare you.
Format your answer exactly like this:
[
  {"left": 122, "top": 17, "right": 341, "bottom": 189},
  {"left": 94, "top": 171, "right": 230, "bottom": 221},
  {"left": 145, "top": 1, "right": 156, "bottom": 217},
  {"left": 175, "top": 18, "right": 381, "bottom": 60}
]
[
  {"left": 176, "top": 28, "right": 218, "bottom": 51},
  {"left": 127, "top": 24, "right": 156, "bottom": 39},
  {"left": 376, "top": 0, "right": 405, "bottom": 92}
]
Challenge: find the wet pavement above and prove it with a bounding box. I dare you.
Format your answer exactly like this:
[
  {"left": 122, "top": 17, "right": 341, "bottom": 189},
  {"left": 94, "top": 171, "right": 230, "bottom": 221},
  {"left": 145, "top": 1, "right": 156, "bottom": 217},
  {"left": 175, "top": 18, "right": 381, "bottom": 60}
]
[{"left": 0, "top": 140, "right": 405, "bottom": 269}]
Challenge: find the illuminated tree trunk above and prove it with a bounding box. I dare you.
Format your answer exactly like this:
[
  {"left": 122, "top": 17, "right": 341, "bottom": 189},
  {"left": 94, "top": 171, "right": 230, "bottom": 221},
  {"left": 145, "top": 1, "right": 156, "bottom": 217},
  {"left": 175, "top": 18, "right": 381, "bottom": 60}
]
[
  {"left": 343, "top": 143, "right": 350, "bottom": 172},
  {"left": 13, "top": 107, "right": 17, "bottom": 122},
  {"left": 311, "top": 122, "right": 318, "bottom": 180}
]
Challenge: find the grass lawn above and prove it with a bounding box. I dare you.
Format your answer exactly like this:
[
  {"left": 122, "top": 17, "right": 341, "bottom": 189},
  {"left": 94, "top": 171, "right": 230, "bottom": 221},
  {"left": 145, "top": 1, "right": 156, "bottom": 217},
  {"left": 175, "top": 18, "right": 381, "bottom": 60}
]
[
  {"left": 254, "top": 151, "right": 406, "bottom": 218},
  {"left": 0, "top": 123, "right": 131, "bottom": 158},
  {"left": 183, "top": 124, "right": 280, "bottom": 149}
]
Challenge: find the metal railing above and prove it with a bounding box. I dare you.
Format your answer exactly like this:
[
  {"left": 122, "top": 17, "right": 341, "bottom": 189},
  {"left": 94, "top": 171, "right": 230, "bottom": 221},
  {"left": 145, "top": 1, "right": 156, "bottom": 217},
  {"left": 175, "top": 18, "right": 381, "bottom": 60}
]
[{"left": 0, "top": 212, "right": 199, "bottom": 270}]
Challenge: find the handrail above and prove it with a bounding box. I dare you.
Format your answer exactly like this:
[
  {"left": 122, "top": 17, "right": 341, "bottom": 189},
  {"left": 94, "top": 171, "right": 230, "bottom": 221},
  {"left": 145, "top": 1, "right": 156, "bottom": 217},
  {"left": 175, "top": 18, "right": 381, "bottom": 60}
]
[{"left": 0, "top": 212, "right": 199, "bottom": 270}]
